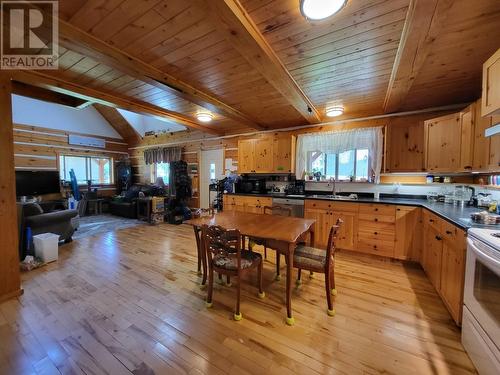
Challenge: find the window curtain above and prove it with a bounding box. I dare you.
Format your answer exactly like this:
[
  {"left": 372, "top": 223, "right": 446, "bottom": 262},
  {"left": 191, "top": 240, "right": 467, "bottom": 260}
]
[
  {"left": 143, "top": 146, "right": 181, "bottom": 165},
  {"left": 295, "top": 127, "right": 383, "bottom": 182}
]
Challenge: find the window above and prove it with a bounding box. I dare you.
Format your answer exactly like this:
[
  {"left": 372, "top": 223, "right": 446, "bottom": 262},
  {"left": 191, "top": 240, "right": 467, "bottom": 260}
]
[
  {"left": 151, "top": 162, "right": 170, "bottom": 184},
  {"left": 59, "top": 155, "right": 113, "bottom": 184},
  {"left": 307, "top": 148, "right": 370, "bottom": 181}
]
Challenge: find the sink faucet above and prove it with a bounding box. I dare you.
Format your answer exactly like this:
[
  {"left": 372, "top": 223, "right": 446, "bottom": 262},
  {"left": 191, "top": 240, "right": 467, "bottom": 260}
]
[{"left": 330, "top": 178, "right": 336, "bottom": 196}]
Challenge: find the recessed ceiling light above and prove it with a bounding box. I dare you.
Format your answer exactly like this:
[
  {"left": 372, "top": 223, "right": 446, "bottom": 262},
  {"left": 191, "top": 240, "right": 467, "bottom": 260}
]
[
  {"left": 326, "top": 106, "right": 344, "bottom": 117},
  {"left": 196, "top": 113, "right": 213, "bottom": 122},
  {"left": 300, "top": 0, "right": 347, "bottom": 21}
]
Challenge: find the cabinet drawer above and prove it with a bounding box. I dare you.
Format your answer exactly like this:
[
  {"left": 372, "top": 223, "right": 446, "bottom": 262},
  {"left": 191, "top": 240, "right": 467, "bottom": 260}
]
[
  {"left": 304, "top": 200, "right": 358, "bottom": 212},
  {"left": 358, "top": 226, "right": 395, "bottom": 241},
  {"left": 423, "top": 209, "right": 442, "bottom": 232},
  {"left": 357, "top": 237, "right": 395, "bottom": 257},
  {"left": 358, "top": 204, "right": 396, "bottom": 216},
  {"left": 244, "top": 197, "right": 272, "bottom": 207},
  {"left": 441, "top": 221, "right": 465, "bottom": 243},
  {"left": 358, "top": 213, "right": 395, "bottom": 223}
]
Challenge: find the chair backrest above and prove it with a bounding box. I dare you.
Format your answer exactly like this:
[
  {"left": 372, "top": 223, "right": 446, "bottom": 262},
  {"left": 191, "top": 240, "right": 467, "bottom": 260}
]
[
  {"left": 263, "top": 205, "right": 292, "bottom": 217},
  {"left": 202, "top": 225, "right": 242, "bottom": 267},
  {"left": 326, "top": 218, "right": 343, "bottom": 261}
]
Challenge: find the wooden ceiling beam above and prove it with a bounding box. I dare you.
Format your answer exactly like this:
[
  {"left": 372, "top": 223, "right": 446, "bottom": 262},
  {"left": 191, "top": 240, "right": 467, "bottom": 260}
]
[
  {"left": 12, "top": 81, "right": 89, "bottom": 108},
  {"left": 204, "top": 0, "right": 322, "bottom": 124},
  {"left": 383, "top": 0, "right": 453, "bottom": 113},
  {"left": 93, "top": 104, "right": 142, "bottom": 146},
  {"left": 53, "top": 17, "right": 265, "bottom": 131},
  {"left": 11, "top": 71, "right": 222, "bottom": 136}
]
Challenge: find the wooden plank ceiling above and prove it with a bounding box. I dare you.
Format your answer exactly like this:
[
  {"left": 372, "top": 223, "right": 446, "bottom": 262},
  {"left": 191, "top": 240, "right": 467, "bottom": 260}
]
[{"left": 39, "top": 0, "right": 500, "bottom": 136}]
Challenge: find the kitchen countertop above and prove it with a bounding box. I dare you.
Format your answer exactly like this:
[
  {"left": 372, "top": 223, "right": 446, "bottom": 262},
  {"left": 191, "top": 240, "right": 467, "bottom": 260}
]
[{"left": 225, "top": 192, "right": 497, "bottom": 230}]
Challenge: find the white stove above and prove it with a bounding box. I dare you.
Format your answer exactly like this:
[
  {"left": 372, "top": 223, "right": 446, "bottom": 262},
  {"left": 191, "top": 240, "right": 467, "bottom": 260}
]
[{"left": 463, "top": 228, "right": 500, "bottom": 375}]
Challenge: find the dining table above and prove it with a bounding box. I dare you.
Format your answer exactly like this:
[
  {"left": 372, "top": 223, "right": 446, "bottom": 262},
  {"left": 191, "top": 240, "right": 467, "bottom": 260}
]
[{"left": 185, "top": 210, "right": 316, "bottom": 325}]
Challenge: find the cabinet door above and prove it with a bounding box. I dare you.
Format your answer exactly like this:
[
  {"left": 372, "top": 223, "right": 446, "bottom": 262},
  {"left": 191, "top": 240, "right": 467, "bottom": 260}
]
[
  {"left": 473, "top": 98, "right": 492, "bottom": 170},
  {"left": 304, "top": 208, "right": 330, "bottom": 249},
  {"left": 233, "top": 196, "right": 246, "bottom": 213},
  {"left": 386, "top": 122, "right": 425, "bottom": 172},
  {"left": 489, "top": 115, "right": 500, "bottom": 170},
  {"left": 425, "top": 114, "right": 461, "bottom": 172},
  {"left": 423, "top": 226, "right": 443, "bottom": 290},
  {"left": 273, "top": 134, "right": 295, "bottom": 173},
  {"left": 332, "top": 211, "right": 357, "bottom": 250},
  {"left": 482, "top": 48, "right": 500, "bottom": 116},
  {"left": 440, "top": 237, "right": 466, "bottom": 325},
  {"left": 459, "top": 104, "right": 474, "bottom": 170},
  {"left": 238, "top": 139, "right": 255, "bottom": 173},
  {"left": 254, "top": 137, "right": 274, "bottom": 173},
  {"left": 394, "top": 206, "right": 421, "bottom": 261}
]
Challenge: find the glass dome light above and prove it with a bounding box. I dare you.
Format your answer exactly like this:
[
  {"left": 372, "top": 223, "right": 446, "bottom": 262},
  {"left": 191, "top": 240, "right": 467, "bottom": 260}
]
[
  {"left": 196, "top": 113, "right": 213, "bottom": 122},
  {"left": 300, "top": 0, "right": 347, "bottom": 21},
  {"left": 326, "top": 106, "right": 344, "bottom": 117}
]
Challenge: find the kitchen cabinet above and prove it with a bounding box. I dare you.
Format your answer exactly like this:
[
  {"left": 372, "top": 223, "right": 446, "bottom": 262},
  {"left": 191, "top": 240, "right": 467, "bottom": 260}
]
[
  {"left": 424, "top": 113, "right": 462, "bottom": 172},
  {"left": 422, "top": 224, "right": 443, "bottom": 291},
  {"left": 385, "top": 119, "right": 425, "bottom": 172},
  {"left": 304, "top": 200, "right": 358, "bottom": 250},
  {"left": 238, "top": 139, "right": 255, "bottom": 173},
  {"left": 489, "top": 115, "right": 500, "bottom": 170},
  {"left": 254, "top": 137, "right": 274, "bottom": 173},
  {"left": 459, "top": 104, "right": 475, "bottom": 170},
  {"left": 473, "top": 98, "right": 491, "bottom": 170},
  {"left": 223, "top": 195, "right": 271, "bottom": 214},
  {"left": 238, "top": 134, "right": 295, "bottom": 174},
  {"left": 358, "top": 204, "right": 396, "bottom": 257},
  {"left": 273, "top": 133, "right": 296, "bottom": 173},
  {"left": 482, "top": 48, "right": 500, "bottom": 116},
  {"left": 394, "top": 206, "right": 421, "bottom": 261}
]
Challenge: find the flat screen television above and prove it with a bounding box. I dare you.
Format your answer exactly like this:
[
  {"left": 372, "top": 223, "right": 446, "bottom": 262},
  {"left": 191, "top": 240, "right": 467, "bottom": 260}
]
[{"left": 15, "top": 170, "right": 61, "bottom": 196}]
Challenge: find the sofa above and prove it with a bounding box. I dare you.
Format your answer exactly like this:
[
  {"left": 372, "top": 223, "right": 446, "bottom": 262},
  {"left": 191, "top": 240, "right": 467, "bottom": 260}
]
[
  {"left": 17, "top": 203, "right": 78, "bottom": 259},
  {"left": 109, "top": 184, "right": 167, "bottom": 218}
]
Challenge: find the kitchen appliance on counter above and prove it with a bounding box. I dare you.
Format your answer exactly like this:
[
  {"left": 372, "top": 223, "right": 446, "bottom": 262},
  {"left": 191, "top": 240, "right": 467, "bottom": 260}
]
[
  {"left": 462, "top": 228, "right": 500, "bottom": 375},
  {"left": 235, "top": 177, "right": 266, "bottom": 194},
  {"left": 272, "top": 197, "right": 304, "bottom": 218}
]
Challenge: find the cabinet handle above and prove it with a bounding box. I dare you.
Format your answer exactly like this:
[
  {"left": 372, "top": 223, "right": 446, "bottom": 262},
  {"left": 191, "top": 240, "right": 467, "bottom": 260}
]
[
  {"left": 374, "top": 245, "right": 377, "bottom": 249},
  {"left": 446, "top": 230, "right": 452, "bottom": 235},
  {"left": 374, "top": 232, "right": 378, "bottom": 235},
  {"left": 435, "top": 235, "right": 442, "bottom": 241},
  {"left": 374, "top": 218, "right": 378, "bottom": 222},
  {"left": 374, "top": 208, "right": 379, "bottom": 211},
  {"left": 429, "top": 219, "right": 434, "bottom": 223},
  {"left": 396, "top": 208, "right": 401, "bottom": 211}
]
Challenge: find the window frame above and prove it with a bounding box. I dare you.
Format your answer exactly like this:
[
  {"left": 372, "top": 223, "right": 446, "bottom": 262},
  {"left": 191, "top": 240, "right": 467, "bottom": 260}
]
[
  {"left": 59, "top": 154, "right": 114, "bottom": 185},
  {"left": 150, "top": 162, "right": 170, "bottom": 184},
  {"left": 306, "top": 148, "right": 371, "bottom": 182}
]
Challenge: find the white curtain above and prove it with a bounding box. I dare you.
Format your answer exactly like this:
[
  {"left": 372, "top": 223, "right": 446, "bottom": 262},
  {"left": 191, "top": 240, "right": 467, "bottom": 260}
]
[{"left": 295, "top": 127, "right": 383, "bottom": 182}]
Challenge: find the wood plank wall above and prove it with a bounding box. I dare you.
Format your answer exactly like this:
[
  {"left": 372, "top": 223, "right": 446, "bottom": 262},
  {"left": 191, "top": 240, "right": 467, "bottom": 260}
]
[{"left": 13, "top": 123, "right": 130, "bottom": 198}]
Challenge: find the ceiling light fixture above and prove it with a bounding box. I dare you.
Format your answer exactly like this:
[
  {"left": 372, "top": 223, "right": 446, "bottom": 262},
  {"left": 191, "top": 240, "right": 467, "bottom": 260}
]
[
  {"left": 196, "top": 113, "right": 213, "bottom": 122},
  {"left": 300, "top": 0, "right": 347, "bottom": 21},
  {"left": 326, "top": 106, "right": 344, "bottom": 117}
]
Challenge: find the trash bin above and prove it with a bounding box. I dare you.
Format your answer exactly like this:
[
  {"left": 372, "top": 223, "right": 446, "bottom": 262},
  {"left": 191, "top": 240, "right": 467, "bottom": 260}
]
[{"left": 33, "top": 233, "right": 59, "bottom": 263}]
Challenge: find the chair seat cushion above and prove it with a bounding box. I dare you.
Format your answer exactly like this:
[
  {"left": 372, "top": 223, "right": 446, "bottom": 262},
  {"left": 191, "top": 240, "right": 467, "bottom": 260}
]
[
  {"left": 293, "top": 245, "right": 328, "bottom": 269},
  {"left": 213, "top": 251, "right": 261, "bottom": 270}
]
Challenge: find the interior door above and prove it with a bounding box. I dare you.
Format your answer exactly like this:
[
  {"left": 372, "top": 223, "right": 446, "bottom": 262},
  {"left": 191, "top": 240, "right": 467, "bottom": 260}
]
[{"left": 200, "top": 149, "right": 223, "bottom": 209}]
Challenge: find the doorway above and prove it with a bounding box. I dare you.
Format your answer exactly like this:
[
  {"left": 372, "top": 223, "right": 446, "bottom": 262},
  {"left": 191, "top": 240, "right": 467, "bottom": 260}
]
[{"left": 200, "top": 149, "right": 224, "bottom": 208}]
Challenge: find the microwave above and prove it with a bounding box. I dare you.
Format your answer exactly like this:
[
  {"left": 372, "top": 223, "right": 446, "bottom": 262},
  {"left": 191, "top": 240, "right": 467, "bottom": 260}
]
[{"left": 235, "top": 178, "right": 266, "bottom": 194}]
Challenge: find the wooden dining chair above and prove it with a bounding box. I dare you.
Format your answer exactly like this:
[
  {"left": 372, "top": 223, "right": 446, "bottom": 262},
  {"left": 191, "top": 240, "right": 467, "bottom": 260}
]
[
  {"left": 192, "top": 208, "right": 215, "bottom": 277},
  {"left": 293, "top": 219, "right": 343, "bottom": 316},
  {"left": 202, "top": 224, "right": 265, "bottom": 321}
]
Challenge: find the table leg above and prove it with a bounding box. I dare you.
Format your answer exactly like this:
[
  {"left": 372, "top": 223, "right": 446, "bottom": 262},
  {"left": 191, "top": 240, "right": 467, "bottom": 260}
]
[{"left": 285, "top": 242, "right": 295, "bottom": 325}]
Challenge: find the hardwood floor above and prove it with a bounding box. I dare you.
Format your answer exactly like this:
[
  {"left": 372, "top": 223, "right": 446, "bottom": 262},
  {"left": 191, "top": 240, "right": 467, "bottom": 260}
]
[{"left": 0, "top": 224, "right": 476, "bottom": 374}]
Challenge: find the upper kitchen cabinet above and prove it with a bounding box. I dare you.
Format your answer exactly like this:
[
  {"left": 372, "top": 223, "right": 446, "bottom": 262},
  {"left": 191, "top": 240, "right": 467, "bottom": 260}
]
[
  {"left": 489, "top": 115, "right": 500, "bottom": 170},
  {"left": 482, "top": 48, "right": 500, "bottom": 117},
  {"left": 273, "top": 133, "right": 296, "bottom": 173},
  {"left": 424, "top": 113, "right": 462, "bottom": 172},
  {"left": 473, "top": 98, "right": 492, "bottom": 170},
  {"left": 385, "top": 117, "right": 425, "bottom": 172},
  {"left": 459, "top": 103, "right": 475, "bottom": 171},
  {"left": 238, "top": 134, "right": 295, "bottom": 173}
]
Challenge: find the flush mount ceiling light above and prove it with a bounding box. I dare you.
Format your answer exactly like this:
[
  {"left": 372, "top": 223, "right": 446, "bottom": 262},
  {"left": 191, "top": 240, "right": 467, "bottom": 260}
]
[
  {"left": 300, "top": 0, "right": 348, "bottom": 21},
  {"left": 196, "top": 112, "right": 213, "bottom": 122},
  {"left": 326, "top": 106, "right": 344, "bottom": 117}
]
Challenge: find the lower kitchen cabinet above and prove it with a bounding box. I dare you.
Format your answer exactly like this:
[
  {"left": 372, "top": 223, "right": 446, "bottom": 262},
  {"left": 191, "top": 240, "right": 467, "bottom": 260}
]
[
  {"left": 223, "top": 195, "right": 271, "bottom": 214},
  {"left": 394, "top": 206, "right": 422, "bottom": 261},
  {"left": 422, "top": 225, "right": 443, "bottom": 291},
  {"left": 440, "top": 237, "right": 466, "bottom": 324}
]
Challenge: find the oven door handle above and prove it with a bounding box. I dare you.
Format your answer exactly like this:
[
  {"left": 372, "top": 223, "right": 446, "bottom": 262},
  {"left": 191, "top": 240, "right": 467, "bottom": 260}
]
[{"left": 467, "top": 238, "right": 500, "bottom": 268}]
